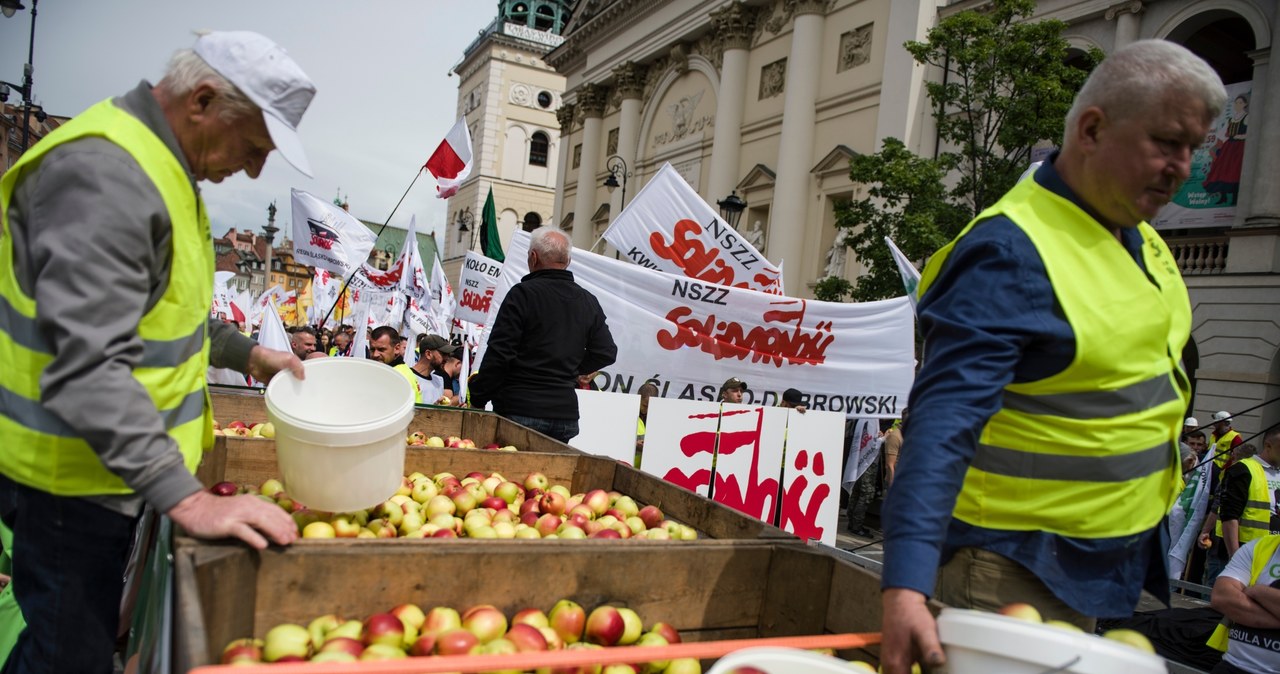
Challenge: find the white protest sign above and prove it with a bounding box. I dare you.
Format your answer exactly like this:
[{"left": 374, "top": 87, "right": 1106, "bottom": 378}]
[
  {"left": 569, "top": 390, "right": 642, "bottom": 465},
  {"left": 455, "top": 252, "right": 503, "bottom": 325},
  {"left": 779, "top": 409, "right": 844, "bottom": 546},
  {"left": 290, "top": 189, "right": 378, "bottom": 276},
  {"left": 710, "top": 404, "right": 789, "bottom": 523},
  {"left": 603, "top": 163, "right": 784, "bottom": 294},
  {"left": 638, "top": 398, "right": 724, "bottom": 497},
  {"left": 484, "top": 231, "right": 913, "bottom": 419}
]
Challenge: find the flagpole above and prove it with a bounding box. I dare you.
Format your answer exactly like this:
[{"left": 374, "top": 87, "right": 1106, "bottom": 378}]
[{"left": 316, "top": 168, "right": 425, "bottom": 331}]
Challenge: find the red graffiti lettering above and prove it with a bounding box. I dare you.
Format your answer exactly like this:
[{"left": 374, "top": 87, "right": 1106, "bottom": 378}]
[
  {"left": 661, "top": 467, "right": 713, "bottom": 494},
  {"left": 712, "top": 409, "right": 780, "bottom": 522},
  {"left": 459, "top": 288, "right": 492, "bottom": 313},
  {"left": 779, "top": 449, "right": 829, "bottom": 543},
  {"left": 309, "top": 234, "right": 336, "bottom": 250},
  {"left": 655, "top": 299, "right": 835, "bottom": 367}
]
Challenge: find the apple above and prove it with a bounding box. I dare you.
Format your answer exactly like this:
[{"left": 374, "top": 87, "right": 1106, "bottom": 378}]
[
  {"left": 492, "top": 508, "right": 517, "bottom": 524},
  {"left": 363, "top": 613, "right": 405, "bottom": 648},
  {"left": 569, "top": 505, "right": 595, "bottom": 522},
  {"left": 307, "top": 614, "right": 342, "bottom": 650},
  {"left": 451, "top": 489, "right": 478, "bottom": 515},
  {"left": 616, "top": 607, "right": 643, "bottom": 645},
  {"left": 568, "top": 512, "right": 591, "bottom": 530},
  {"left": 1045, "top": 619, "right": 1084, "bottom": 632},
  {"left": 557, "top": 522, "right": 587, "bottom": 539},
  {"left": 634, "top": 632, "right": 669, "bottom": 671},
  {"left": 359, "top": 643, "right": 406, "bottom": 660},
  {"left": 481, "top": 496, "right": 508, "bottom": 511},
  {"left": 493, "top": 521, "right": 516, "bottom": 539},
  {"left": 209, "top": 481, "right": 238, "bottom": 497},
  {"left": 431, "top": 527, "right": 457, "bottom": 538},
  {"left": 482, "top": 475, "right": 503, "bottom": 494},
  {"left": 520, "top": 497, "right": 542, "bottom": 516},
  {"left": 549, "top": 485, "right": 572, "bottom": 499},
  {"left": 549, "top": 599, "right": 586, "bottom": 645},
  {"left": 677, "top": 525, "right": 698, "bottom": 541},
  {"left": 220, "top": 638, "right": 263, "bottom": 665},
  {"left": 434, "top": 627, "right": 479, "bottom": 655},
  {"left": 226, "top": 420, "right": 248, "bottom": 430},
  {"left": 252, "top": 422, "right": 275, "bottom": 438},
  {"left": 408, "top": 431, "right": 427, "bottom": 445},
  {"left": 515, "top": 526, "right": 542, "bottom": 539},
  {"left": 501, "top": 623, "right": 547, "bottom": 653},
  {"left": 408, "top": 632, "right": 437, "bottom": 657},
  {"left": 533, "top": 513, "right": 561, "bottom": 537},
  {"left": 301, "top": 521, "right": 335, "bottom": 539},
  {"left": 466, "top": 482, "right": 489, "bottom": 504},
  {"left": 317, "top": 636, "right": 363, "bottom": 659},
  {"left": 390, "top": 603, "right": 426, "bottom": 632},
  {"left": 426, "top": 436, "right": 446, "bottom": 447},
  {"left": 459, "top": 438, "right": 477, "bottom": 449},
  {"left": 589, "top": 528, "right": 621, "bottom": 539},
  {"left": 665, "top": 658, "right": 702, "bottom": 674},
  {"left": 538, "top": 625, "right": 564, "bottom": 651},
  {"left": 649, "top": 622, "right": 681, "bottom": 645},
  {"left": 638, "top": 505, "right": 664, "bottom": 530},
  {"left": 424, "top": 606, "right": 463, "bottom": 634},
  {"left": 585, "top": 606, "right": 625, "bottom": 646},
  {"left": 602, "top": 666, "right": 637, "bottom": 674},
  {"left": 645, "top": 528, "right": 670, "bottom": 541},
  {"left": 259, "top": 478, "right": 285, "bottom": 499},
  {"left": 411, "top": 479, "right": 439, "bottom": 504},
  {"left": 309, "top": 651, "right": 357, "bottom": 663},
  {"left": 500, "top": 445, "right": 519, "bottom": 452},
  {"left": 463, "top": 604, "right": 508, "bottom": 643},
  {"left": 495, "top": 481, "right": 523, "bottom": 505},
  {"left": 513, "top": 608, "right": 550, "bottom": 630},
  {"left": 998, "top": 602, "right": 1043, "bottom": 623},
  {"left": 263, "top": 623, "right": 311, "bottom": 662},
  {"left": 357, "top": 529, "right": 377, "bottom": 539},
  {"left": 624, "top": 517, "right": 647, "bottom": 536},
  {"left": 398, "top": 509, "right": 425, "bottom": 536},
  {"left": 331, "top": 516, "right": 361, "bottom": 538},
  {"left": 613, "top": 496, "right": 640, "bottom": 518},
  {"left": 1102, "top": 628, "right": 1156, "bottom": 653},
  {"left": 485, "top": 442, "right": 502, "bottom": 450},
  {"left": 583, "top": 490, "right": 611, "bottom": 517},
  {"left": 446, "top": 436, "right": 464, "bottom": 448}
]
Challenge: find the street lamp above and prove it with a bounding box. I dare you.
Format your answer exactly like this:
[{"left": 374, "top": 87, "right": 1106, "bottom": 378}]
[
  {"left": 603, "top": 155, "right": 631, "bottom": 211},
  {"left": 1, "top": 0, "right": 39, "bottom": 153},
  {"left": 456, "top": 209, "right": 476, "bottom": 251},
  {"left": 717, "top": 190, "right": 747, "bottom": 229}
]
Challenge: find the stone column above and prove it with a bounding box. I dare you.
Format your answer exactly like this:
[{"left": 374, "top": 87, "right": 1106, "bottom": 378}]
[
  {"left": 1243, "top": 14, "right": 1280, "bottom": 229},
  {"left": 553, "top": 103, "right": 575, "bottom": 227},
  {"left": 707, "top": 1, "right": 755, "bottom": 204},
  {"left": 1105, "top": 1, "right": 1144, "bottom": 49},
  {"left": 610, "top": 62, "right": 647, "bottom": 224},
  {"left": 771, "top": 0, "right": 826, "bottom": 292},
  {"left": 570, "top": 84, "right": 608, "bottom": 250}
]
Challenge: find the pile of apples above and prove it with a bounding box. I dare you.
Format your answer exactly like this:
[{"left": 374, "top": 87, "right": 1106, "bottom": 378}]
[
  {"left": 221, "top": 600, "right": 703, "bottom": 672},
  {"left": 210, "top": 471, "right": 701, "bottom": 541},
  {"left": 996, "top": 603, "right": 1156, "bottom": 653},
  {"left": 407, "top": 431, "right": 518, "bottom": 451},
  {"left": 212, "top": 419, "right": 274, "bottom": 438}
]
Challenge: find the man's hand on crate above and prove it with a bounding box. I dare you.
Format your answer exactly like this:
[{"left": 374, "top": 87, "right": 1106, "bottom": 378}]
[
  {"left": 168, "top": 490, "right": 299, "bottom": 549},
  {"left": 880, "top": 588, "right": 946, "bottom": 674}
]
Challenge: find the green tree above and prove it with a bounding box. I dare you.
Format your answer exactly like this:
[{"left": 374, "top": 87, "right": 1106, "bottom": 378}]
[{"left": 829, "top": 0, "right": 1099, "bottom": 302}]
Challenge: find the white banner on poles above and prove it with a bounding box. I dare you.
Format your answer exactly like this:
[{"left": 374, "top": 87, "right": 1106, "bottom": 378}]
[
  {"left": 639, "top": 398, "right": 724, "bottom": 497},
  {"left": 778, "top": 409, "right": 844, "bottom": 546},
  {"left": 603, "top": 163, "right": 784, "bottom": 295},
  {"left": 455, "top": 252, "right": 503, "bottom": 325},
  {"left": 484, "top": 231, "right": 913, "bottom": 418},
  {"left": 290, "top": 189, "right": 378, "bottom": 276},
  {"left": 569, "top": 390, "right": 642, "bottom": 465},
  {"left": 841, "top": 419, "right": 880, "bottom": 491},
  {"left": 711, "top": 404, "right": 789, "bottom": 523}
]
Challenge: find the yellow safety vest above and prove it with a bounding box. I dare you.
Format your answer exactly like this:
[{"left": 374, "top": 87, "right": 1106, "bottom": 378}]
[
  {"left": 1212, "top": 429, "right": 1241, "bottom": 469},
  {"left": 0, "top": 99, "right": 212, "bottom": 495},
  {"left": 1214, "top": 456, "right": 1274, "bottom": 543},
  {"left": 394, "top": 363, "right": 423, "bottom": 404},
  {"left": 1208, "top": 534, "right": 1280, "bottom": 651},
  {"left": 918, "top": 176, "right": 1190, "bottom": 538}
]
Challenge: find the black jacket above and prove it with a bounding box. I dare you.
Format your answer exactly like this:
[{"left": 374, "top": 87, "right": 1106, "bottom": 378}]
[{"left": 470, "top": 269, "right": 616, "bottom": 419}]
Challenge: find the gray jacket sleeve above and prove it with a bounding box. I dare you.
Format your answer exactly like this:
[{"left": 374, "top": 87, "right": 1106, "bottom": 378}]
[
  {"left": 15, "top": 139, "right": 202, "bottom": 513},
  {"left": 209, "top": 317, "right": 256, "bottom": 370}
]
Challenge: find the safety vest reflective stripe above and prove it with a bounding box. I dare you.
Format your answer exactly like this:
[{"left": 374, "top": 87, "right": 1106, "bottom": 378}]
[
  {"left": 972, "top": 442, "right": 1171, "bottom": 482},
  {"left": 0, "top": 373, "right": 207, "bottom": 439},
  {"left": 1001, "top": 373, "right": 1179, "bottom": 419},
  {"left": 0, "top": 299, "right": 205, "bottom": 368},
  {"left": 1208, "top": 534, "right": 1280, "bottom": 651}
]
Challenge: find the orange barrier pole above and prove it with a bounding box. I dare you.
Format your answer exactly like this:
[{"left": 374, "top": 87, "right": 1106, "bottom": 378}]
[{"left": 189, "top": 632, "right": 881, "bottom": 674}]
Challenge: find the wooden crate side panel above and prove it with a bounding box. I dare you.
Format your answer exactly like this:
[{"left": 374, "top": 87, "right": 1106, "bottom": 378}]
[
  {"left": 494, "top": 417, "right": 579, "bottom": 454},
  {"left": 210, "top": 389, "right": 268, "bottom": 426},
  {"left": 758, "top": 546, "right": 834, "bottom": 638},
  {"left": 406, "top": 407, "right": 465, "bottom": 439},
  {"left": 611, "top": 464, "right": 795, "bottom": 542},
  {"left": 824, "top": 552, "right": 892, "bottom": 663},
  {"left": 177, "top": 542, "right": 259, "bottom": 665},
  {"left": 247, "top": 542, "right": 771, "bottom": 639},
  {"left": 571, "top": 455, "right": 620, "bottom": 494},
  {"left": 195, "top": 438, "right": 228, "bottom": 487}
]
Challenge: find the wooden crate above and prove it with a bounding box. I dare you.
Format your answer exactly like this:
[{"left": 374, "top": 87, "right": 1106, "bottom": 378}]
[
  {"left": 195, "top": 437, "right": 793, "bottom": 543},
  {"left": 173, "top": 540, "right": 885, "bottom": 670},
  {"left": 209, "top": 387, "right": 579, "bottom": 454}
]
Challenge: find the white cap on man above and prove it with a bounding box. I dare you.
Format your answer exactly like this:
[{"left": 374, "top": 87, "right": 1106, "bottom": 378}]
[
  {"left": 193, "top": 31, "right": 316, "bottom": 176},
  {"left": 1184, "top": 417, "right": 1199, "bottom": 428},
  {"left": 1212, "top": 411, "right": 1232, "bottom": 422}
]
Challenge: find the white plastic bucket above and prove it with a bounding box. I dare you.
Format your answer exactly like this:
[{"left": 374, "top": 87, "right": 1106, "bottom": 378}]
[
  {"left": 937, "top": 609, "right": 1165, "bottom": 674},
  {"left": 265, "top": 358, "right": 414, "bottom": 513}
]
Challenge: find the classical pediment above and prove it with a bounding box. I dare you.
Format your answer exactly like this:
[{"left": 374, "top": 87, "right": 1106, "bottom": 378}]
[
  {"left": 736, "top": 164, "right": 776, "bottom": 191},
  {"left": 811, "top": 144, "right": 858, "bottom": 176},
  {"left": 591, "top": 203, "right": 611, "bottom": 223}
]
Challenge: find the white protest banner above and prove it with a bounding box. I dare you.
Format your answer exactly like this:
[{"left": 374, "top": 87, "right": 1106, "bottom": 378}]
[
  {"left": 346, "top": 289, "right": 373, "bottom": 358},
  {"left": 639, "top": 398, "right": 724, "bottom": 497},
  {"left": 885, "top": 237, "right": 921, "bottom": 309},
  {"left": 570, "top": 390, "right": 642, "bottom": 465},
  {"left": 603, "top": 163, "right": 783, "bottom": 295},
  {"left": 290, "top": 189, "right": 378, "bottom": 276},
  {"left": 841, "top": 419, "right": 880, "bottom": 491},
  {"left": 485, "top": 231, "right": 913, "bottom": 419},
  {"left": 455, "top": 252, "right": 503, "bottom": 325},
  {"left": 399, "top": 215, "right": 430, "bottom": 302},
  {"left": 711, "top": 404, "right": 789, "bottom": 523},
  {"left": 779, "top": 409, "right": 844, "bottom": 545},
  {"left": 212, "top": 271, "right": 235, "bottom": 320},
  {"left": 1168, "top": 460, "right": 1213, "bottom": 578},
  {"left": 311, "top": 268, "right": 343, "bottom": 325},
  {"left": 430, "top": 251, "right": 456, "bottom": 333},
  {"left": 250, "top": 285, "right": 288, "bottom": 327}
]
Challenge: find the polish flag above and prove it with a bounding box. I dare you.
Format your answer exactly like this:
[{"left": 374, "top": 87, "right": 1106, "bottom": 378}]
[{"left": 424, "top": 118, "right": 473, "bottom": 198}]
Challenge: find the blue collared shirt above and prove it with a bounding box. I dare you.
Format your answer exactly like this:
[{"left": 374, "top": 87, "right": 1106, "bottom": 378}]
[{"left": 881, "top": 158, "right": 1171, "bottom": 618}]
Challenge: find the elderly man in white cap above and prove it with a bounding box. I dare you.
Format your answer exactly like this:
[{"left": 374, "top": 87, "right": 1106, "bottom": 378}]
[{"left": 0, "top": 31, "right": 316, "bottom": 671}]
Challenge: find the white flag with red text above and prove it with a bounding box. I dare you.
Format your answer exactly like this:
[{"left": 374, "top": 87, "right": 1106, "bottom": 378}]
[
  {"left": 603, "top": 163, "right": 784, "bottom": 295},
  {"left": 290, "top": 189, "right": 378, "bottom": 276},
  {"left": 455, "top": 252, "right": 502, "bottom": 325},
  {"left": 424, "top": 118, "right": 473, "bottom": 199}
]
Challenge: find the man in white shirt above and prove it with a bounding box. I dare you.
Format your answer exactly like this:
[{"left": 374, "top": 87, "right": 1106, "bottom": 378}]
[{"left": 1210, "top": 523, "right": 1280, "bottom": 672}]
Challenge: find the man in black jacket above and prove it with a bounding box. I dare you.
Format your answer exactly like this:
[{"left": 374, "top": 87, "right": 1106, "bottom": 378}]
[{"left": 469, "top": 227, "right": 616, "bottom": 442}]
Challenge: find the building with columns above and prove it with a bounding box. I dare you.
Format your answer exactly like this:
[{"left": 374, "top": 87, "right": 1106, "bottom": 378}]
[
  {"left": 441, "top": 0, "right": 574, "bottom": 284},
  {"left": 547, "top": 0, "right": 1279, "bottom": 436}
]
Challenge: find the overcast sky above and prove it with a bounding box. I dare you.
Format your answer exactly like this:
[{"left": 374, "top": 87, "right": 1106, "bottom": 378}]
[{"left": 0, "top": 0, "right": 498, "bottom": 241}]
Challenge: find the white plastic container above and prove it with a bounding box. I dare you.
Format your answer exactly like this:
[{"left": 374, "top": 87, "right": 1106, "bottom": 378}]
[
  {"left": 265, "top": 358, "right": 414, "bottom": 513},
  {"left": 937, "top": 608, "right": 1166, "bottom": 674}
]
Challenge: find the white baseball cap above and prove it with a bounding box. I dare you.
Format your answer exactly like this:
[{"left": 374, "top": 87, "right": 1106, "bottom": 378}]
[
  {"left": 1184, "top": 417, "right": 1199, "bottom": 428},
  {"left": 194, "top": 31, "right": 316, "bottom": 177},
  {"left": 1212, "top": 411, "right": 1232, "bottom": 422}
]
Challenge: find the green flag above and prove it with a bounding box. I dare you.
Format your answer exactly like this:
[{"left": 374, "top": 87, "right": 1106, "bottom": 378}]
[{"left": 480, "top": 187, "right": 504, "bottom": 262}]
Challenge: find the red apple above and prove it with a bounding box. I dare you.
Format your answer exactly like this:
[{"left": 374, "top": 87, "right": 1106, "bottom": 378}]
[
  {"left": 363, "top": 613, "right": 405, "bottom": 648},
  {"left": 506, "top": 622, "right": 549, "bottom": 652},
  {"left": 524, "top": 472, "right": 550, "bottom": 492},
  {"left": 220, "top": 638, "right": 263, "bottom": 664},
  {"left": 520, "top": 498, "right": 542, "bottom": 516},
  {"left": 536, "top": 513, "right": 563, "bottom": 537},
  {"left": 589, "top": 528, "right": 621, "bottom": 539},
  {"left": 434, "top": 627, "right": 479, "bottom": 655},
  {"left": 462, "top": 604, "right": 508, "bottom": 643},
  {"left": 318, "top": 636, "right": 363, "bottom": 659},
  {"left": 520, "top": 511, "right": 542, "bottom": 528},
  {"left": 649, "top": 622, "right": 681, "bottom": 645},
  {"left": 549, "top": 599, "right": 586, "bottom": 645},
  {"left": 481, "top": 496, "right": 508, "bottom": 511},
  {"left": 584, "top": 489, "right": 611, "bottom": 517},
  {"left": 538, "top": 625, "right": 565, "bottom": 651},
  {"left": 638, "top": 505, "right": 664, "bottom": 530},
  {"left": 227, "top": 420, "right": 248, "bottom": 430},
  {"left": 210, "top": 481, "right": 238, "bottom": 497},
  {"left": 390, "top": 603, "right": 426, "bottom": 632},
  {"left": 512, "top": 608, "right": 549, "bottom": 629},
  {"left": 584, "top": 606, "right": 626, "bottom": 646}
]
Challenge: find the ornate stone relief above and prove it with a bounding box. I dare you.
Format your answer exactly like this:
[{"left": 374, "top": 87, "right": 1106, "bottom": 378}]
[
  {"left": 510, "top": 83, "right": 532, "bottom": 107},
  {"left": 556, "top": 103, "right": 576, "bottom": 132},
  {"left": 572, "top": 143, "right": 582, "bottom": 169},
  {"left": 653, "top": 90, "right": 714, "bottom": 148},
  {"left": 752, "top": 0, "right": 833, "bottom": 46},
  {"left": 759, "top": 58, "right": 787, "bottom": 100},
  {"left": 838, "top": 23, "right": 873, "bottom": 72},
  {"left": 576, "top": 83, "right": 610, "bottom": 119},
  {"left": 711, "top": 1, "right": 756, "bottom": 52},
  {"left": 607, "top": 128, "right": 619, "bottom": 155}
]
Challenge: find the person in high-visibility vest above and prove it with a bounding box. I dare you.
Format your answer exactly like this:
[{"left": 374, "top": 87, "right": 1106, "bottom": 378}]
[
  {"left": 1207, "top": 499, "right": 1280, "bottom": 674},
  {"left": 0, "top": 31, "right": 315, "bottom": 671},
  {"left": 878, "top": 40, "right": 1228, "bottom": 674},
  {"left": 1211, "top": 411, "right": 1245, "bottom": 469}
]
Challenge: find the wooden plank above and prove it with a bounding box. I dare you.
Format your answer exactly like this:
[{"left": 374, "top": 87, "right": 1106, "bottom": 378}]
[
  {"left": 406, "top": 406, "right": 465, "bottom": 440},
  {"left": 572, "top": 455, "right": 621, "bottom": 494},
  {"left": 758, "top": 545, "right": 835, "bottom": 638},
  {"left": 171, "top": 546, "right": 206, "bottom": 674},
  {"left": 210, "top": 387, "right": 269, "bottom": 426},
  {"left": 242, "top": 541, "right": 772, "bottom": 643},
  {"left": 611, "top": 464, "right": 795, "bottom": 542},
  {"left": 195, "top": 436, "right": 228, "bottom": 488},
  {"left": 175, "top": 539, "right": 260, "bottom": 665}
]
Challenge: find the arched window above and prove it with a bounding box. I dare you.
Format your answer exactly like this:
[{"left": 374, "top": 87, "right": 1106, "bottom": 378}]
[
  {"left": 529, "top": 131, "right": 549, "bottom": 166},
  {"left": 534, "top": 4, "right": 556, "bottom": 31},
  {"left": 522, "top": 212, "right": 543, "bottom": 232},
  {"left": 510, "top": 2, "right": 529, "bottom": 25}
]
